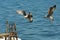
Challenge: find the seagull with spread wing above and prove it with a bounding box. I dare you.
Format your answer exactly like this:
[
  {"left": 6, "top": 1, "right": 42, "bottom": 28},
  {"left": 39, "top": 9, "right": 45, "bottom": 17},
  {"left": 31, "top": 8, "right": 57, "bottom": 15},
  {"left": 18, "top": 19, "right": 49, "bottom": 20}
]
[
  {"left": 16, "top": 10, "right": 33, "bottom": 22},
  {"left": 44, "top": 5, "right": 56, "bottom": 21}
]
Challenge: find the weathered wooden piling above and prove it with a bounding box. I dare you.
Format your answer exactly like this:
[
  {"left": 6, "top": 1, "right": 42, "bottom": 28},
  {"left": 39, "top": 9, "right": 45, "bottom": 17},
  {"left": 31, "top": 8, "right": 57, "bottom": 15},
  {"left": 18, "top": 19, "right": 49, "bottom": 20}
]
[{"left": 0, "top": 20, "right": 18, "bottom": 40}]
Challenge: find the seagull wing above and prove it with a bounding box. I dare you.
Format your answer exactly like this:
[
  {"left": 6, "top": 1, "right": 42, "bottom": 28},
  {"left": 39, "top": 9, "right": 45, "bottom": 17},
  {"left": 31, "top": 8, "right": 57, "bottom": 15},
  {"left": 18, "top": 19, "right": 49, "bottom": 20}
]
[
  {"left": 16, "top": 10, "right": 26, "bottom": 16},
  {"left": 47, "top": 9, "right": 53, "bottom": 17}
]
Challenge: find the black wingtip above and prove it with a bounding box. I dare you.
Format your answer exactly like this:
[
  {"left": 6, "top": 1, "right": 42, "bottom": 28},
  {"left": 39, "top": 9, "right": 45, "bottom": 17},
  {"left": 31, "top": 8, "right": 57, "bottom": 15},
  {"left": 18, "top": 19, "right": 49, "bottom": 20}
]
[
  {"left": 22, "top": 10, "right": 26, "bottom": 16},
  {"left": 53, "top": 5, "right": 56, "bottom": 8}
]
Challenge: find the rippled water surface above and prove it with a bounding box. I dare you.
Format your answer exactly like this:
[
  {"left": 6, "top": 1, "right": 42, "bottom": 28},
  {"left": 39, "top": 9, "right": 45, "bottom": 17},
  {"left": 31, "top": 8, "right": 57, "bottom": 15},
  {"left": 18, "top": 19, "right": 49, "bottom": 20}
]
[{"left": 0, "top": 0, "right": 60, "bottom": 40}]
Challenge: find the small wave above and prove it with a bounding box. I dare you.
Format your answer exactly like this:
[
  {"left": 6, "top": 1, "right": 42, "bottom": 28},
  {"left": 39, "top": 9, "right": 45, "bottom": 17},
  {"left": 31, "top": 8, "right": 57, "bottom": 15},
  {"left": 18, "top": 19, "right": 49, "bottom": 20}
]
[{"left": 40, "top": 33, "right": 60, "bottom": 37}]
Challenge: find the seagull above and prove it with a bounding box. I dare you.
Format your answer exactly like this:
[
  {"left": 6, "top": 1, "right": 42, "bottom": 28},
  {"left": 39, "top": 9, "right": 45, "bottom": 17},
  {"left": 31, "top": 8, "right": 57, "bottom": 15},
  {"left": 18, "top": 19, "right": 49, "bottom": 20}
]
[
  {"left": 16, "top": 10, "right": 33, "bottom": 22},
  {"left": 44, "top": 5, "right": 56, "bottom": 21}
]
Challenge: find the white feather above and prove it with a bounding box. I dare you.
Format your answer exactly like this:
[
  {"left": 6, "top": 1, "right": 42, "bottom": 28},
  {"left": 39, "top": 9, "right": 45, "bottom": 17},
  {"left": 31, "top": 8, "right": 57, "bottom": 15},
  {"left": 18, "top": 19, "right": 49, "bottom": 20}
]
[
  {"left": 24, "top": 15, "right": 28, "bottom": 18},
  {"left": 30, "top": 18, "right": 33, "bottom": 21},
  {"left": 16, "top": 10, "right": 24, "bottom": 15},
  {"left": 49, "top": 16, "right": 54, "bottom": 20}
]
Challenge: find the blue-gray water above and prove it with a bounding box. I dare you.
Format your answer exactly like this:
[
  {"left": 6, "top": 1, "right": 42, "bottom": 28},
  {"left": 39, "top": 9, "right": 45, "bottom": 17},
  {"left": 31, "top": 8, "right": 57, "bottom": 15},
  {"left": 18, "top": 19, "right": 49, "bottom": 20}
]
[{"left": 0, "top": 0, "right": 60, "bottom": 40}]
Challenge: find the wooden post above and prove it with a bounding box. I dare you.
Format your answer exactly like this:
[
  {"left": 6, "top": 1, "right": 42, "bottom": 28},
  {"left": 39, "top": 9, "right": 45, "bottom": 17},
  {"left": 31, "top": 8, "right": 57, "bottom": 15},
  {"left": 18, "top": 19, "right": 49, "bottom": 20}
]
[
  {"left": 6, "top": 20, "right": 9, "bottom": 33},
  {"left": 14, "top": 22, "right": 16, "bottom": 31},
  {"left": 5, "top": 36, "right": 7, "bottom": 40},
  {"left": 16, "top": 34, "right": 18, "bottom": 40},
  {"left": 10, "top": 36, "right": 11, "bottom": 40},
  {"left": 14, "top": 22, "right": 18, "bottom": 40}
]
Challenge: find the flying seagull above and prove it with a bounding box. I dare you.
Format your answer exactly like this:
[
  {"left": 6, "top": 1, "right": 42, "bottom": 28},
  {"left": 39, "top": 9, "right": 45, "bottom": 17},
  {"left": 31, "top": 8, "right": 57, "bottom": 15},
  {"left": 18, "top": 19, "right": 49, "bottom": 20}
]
[
  {"left": 44, "top": 5, "right": 56, "bottom": 21},
  {"left": 16, "top": 10, "right": 33, "bottom": 22}
]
